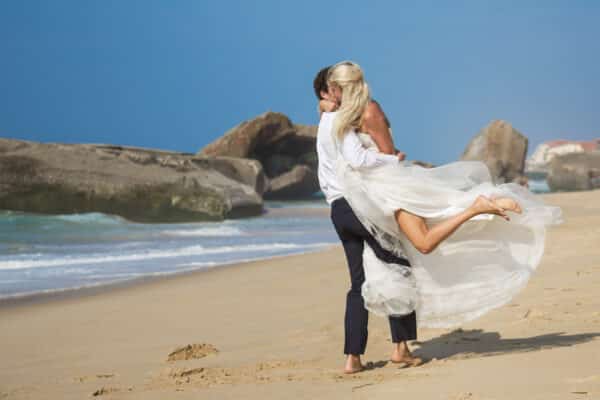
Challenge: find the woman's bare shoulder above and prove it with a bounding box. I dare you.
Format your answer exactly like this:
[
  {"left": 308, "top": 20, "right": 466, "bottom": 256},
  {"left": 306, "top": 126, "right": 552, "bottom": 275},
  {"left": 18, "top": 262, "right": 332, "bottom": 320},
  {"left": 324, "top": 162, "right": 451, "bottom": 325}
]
[{"left": 363, "top": 100, "right": 390, "bottom": 127}]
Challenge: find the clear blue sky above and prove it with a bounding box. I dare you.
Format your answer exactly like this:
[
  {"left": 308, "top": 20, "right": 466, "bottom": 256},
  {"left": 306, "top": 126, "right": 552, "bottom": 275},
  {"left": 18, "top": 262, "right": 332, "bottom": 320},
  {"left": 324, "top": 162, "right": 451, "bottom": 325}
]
[{"left": 1, "top": 1, "right": 599, "bottom": 164}]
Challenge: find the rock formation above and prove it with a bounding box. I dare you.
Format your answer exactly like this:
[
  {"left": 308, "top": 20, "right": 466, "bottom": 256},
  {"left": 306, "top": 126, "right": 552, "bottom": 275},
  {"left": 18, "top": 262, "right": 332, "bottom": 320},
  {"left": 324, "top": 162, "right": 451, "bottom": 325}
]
[
  {"left": 547, "top": 152, "right": 600, "bottom": 192},
  {"left": 198, "top": 112, "right": 319, "bottom": 199},
  {"left": 200, "top": 112, "right": 296, "bottom": 159},
  {"left": 0, "top": 138, "right": 263, "bottom": 222},
  {"left": 195, "top": 156, "right": 269, "bottom": 196},
  {"left": 461, "top": 120, "right": 528, "bottom": 184},
  {"left": 264, "top": 165, "right": 320, "bottom": 199}
]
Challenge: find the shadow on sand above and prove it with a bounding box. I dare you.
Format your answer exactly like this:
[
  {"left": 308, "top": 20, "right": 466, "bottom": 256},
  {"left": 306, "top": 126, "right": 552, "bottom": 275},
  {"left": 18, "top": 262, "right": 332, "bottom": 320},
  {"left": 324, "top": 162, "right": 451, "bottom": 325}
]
[{"left": 411, "top": 329, "right": 600, "bottom": 361}]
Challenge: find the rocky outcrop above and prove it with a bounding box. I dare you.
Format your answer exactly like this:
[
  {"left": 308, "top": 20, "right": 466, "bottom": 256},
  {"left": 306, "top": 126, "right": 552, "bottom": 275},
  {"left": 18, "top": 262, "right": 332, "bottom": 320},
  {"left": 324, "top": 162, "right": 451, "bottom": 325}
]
[
  {"left": 194, "top": 156, "right": 269, "bottom": 196},
  {"left": 199, "top": 112, "right": 320, "bottom": 199},
  {"left": 264, "top": 165, "right": 320, "bottom": 199},
  {"left": 547, "top": 152, "right": 600, "bottom": 192},
  {"left": 199, "top": 112, "right": 296, "bottom": 159},
  {"left": 0, "top": 138, "right": 263, "bottom": 222},
  {"left": 461, "top": 120, "right": 528, "bottom": 183},
  {"left": 293, "top": 124, "right": 318, "bottom": 140}
]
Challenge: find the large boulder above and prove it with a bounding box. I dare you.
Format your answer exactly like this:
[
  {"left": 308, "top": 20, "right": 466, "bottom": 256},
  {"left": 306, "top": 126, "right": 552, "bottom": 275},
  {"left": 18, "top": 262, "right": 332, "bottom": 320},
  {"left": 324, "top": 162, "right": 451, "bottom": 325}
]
[
  {"left": 461, "top": 120, "right": 528, "bottom": 183},
  {"left": 0, "top": 138, "right": 263, "bottom": 222},
  {"left": 198, "top": 112, "right": 295, "bottom": 159},
  {"left": 264, "top": 165, "right": 320, "bottom": 199},
  {"left": 547, "top": 152, "right": 600, "bottom": 192},
  {"left": 263, "top": 154, "right": 297, "bottom": 178},
  {"left": 199, "top": 112, "right": 320, "bottom": 198},
  {"left": 193, "top": 156, "right": 269, "bottom": 196},
  {"left": 293, "top": 124, "right": 318, "bottom": 139}
]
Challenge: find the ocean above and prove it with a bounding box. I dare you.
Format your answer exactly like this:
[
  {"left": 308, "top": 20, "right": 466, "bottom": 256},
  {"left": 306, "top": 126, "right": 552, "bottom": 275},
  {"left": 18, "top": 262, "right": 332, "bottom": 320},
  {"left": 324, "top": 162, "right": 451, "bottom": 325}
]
[
  {"left": 0, "top": 200, "right": 337, "bottom": 300},
  {"left": 0, "top": 179, "right": 551, "bottom": 300},
  {"left": 527, "top": 176, "right": 551, "bottom": 194}
]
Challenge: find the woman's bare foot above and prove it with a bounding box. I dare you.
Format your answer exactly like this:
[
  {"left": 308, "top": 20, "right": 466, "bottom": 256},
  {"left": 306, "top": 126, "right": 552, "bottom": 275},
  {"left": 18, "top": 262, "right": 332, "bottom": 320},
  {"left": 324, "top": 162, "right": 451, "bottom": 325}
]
[
  {"left": 492, "top": 197, "right": 522, "bottom": 214},
  {"left": 344, "top": 354, "right": 365, "bottom": 374},
  {"left": 390, "top": 342, "right": 424, "bottom": 367},
  {"left": 470, "top": 195, "right": 510, "bottom": 221}
]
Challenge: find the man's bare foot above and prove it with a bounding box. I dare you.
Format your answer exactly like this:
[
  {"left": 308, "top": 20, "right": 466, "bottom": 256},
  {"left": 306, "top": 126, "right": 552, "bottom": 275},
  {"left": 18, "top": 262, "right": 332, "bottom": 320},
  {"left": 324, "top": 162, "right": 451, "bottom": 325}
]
[
  {"left": 344, "top": 354, "right": 365, "bottom": 374},
  {"left": 492, "top": 197, "right": 522, "bottom": 214},
  {"left": 390, "top": 352, "right": 424, "bottom": 367},
  {"left": 390, "top": 343, "right": 424, "bottom": 367}
]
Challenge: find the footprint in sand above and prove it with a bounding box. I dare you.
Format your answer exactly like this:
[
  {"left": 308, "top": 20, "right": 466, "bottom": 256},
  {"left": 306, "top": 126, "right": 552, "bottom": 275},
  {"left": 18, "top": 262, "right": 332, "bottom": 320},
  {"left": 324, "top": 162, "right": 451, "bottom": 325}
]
[
  {"left": 169, "top": 367, "right": 206, "bottom": 378},
  {"left": 164, "top": 366, "right": 242, "bottom": 387},
  {"left": 167, "top": 343, "right": 218, "bottom": 362},
  {"left": 450, "top": 392, "right": 475, "bottom": 400},
  {"left": 74, "top": 373, "right": 115, "bottom": 383},
  {"left": 95, "top": 374, "right": 115, "bottom": 379},
  {"left": 160, "top": 359, "right": 309, "bottom": 388},
  {"left": 92, "top": 387, "right": 119, "bottom": 397},
  {"left": 522, "top": 308, "right": 552, "bottom": 321},
  {"left": 92, "top": 386, "right": 134, "bottom": 396}
]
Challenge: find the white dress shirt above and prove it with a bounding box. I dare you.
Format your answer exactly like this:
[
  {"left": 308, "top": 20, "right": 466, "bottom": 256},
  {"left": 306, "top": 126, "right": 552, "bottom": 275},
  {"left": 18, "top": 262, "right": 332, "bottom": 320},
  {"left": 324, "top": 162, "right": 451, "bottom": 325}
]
[{"left": 316, "top": 111, "right": 399, "bottom": 204}]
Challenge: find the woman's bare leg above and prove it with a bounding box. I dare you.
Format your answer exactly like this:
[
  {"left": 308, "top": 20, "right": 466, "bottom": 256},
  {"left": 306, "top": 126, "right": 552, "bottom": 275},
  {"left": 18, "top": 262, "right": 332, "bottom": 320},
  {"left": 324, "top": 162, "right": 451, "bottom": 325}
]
[{"left": 395, "top": 195, "right": 509, "bottom": 255}]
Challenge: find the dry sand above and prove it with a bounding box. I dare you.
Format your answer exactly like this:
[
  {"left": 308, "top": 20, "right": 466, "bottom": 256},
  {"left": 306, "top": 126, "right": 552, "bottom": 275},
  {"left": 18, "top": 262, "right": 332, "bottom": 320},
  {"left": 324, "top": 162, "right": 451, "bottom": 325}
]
[{"left": 1, "top": 190, "right": 599, "bottom": 399}]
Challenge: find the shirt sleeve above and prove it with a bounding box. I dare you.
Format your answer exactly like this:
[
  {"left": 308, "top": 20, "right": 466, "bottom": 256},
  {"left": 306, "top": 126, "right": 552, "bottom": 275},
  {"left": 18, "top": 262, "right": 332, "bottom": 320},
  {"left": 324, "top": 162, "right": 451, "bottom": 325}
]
[{"left": 340, "top": 132, "right": 399, "bottom": 169}]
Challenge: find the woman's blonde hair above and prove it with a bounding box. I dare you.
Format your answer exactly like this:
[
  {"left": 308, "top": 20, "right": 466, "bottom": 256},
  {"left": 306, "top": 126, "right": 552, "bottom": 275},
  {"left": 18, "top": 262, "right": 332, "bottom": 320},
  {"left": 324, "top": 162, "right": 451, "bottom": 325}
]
[{"left": 327, "top": 61, "right": 371, "bottom": 140}]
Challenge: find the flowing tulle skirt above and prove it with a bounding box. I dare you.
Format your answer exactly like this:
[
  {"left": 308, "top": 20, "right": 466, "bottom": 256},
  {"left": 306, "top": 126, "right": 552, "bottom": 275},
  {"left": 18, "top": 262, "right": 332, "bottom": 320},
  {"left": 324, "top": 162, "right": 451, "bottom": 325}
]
[{"left": 337, "top": 159, "right": 562, "bottom": 328}]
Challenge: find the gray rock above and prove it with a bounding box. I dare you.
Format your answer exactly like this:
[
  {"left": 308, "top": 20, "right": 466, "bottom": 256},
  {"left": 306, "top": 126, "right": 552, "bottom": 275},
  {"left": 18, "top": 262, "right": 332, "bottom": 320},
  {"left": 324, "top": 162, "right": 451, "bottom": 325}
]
[
  {"left": 0, "top": 138, "right": 263, "bottom": 222},
  {"left": 193, "top": 156, "right": 269, "bottom": 196},
  {"left": 297, "top": 151, "right": 318, "bottom": 169},
  {"left": 293, "top": 124, "right": 318, "bottom": 139},
  {"left": 263, "top": 154, "right": 297, "bottom": 178},
  {"left": 198, "top": 111, "right": 295, "bottom": 159},
  {"left": 547, "top": 152, "right": 600, "bottom": 192},
  {"left": 461, "top": 120, "right": 528, "bottom": 183},
  {"left": 264, "top": 165, "right": 320, "bottom": 199},
  {"left": 199, "top": 112, "right": 320, "bottom": 199}
]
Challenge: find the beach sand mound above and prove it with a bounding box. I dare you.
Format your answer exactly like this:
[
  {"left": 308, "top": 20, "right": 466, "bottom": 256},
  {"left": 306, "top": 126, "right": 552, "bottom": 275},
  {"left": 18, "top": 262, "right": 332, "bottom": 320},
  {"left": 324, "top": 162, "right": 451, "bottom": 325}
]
[{"left": 167, "top": 343, "right": 218, "bottom": 362}]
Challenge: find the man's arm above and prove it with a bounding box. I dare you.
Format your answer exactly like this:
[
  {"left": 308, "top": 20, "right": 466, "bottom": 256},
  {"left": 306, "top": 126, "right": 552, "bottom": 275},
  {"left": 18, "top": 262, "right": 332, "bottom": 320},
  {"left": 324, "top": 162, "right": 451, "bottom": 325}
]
[
  {"left": 340, "top": 131, "right": 399, "bottom": 169},
  {"left": 361, "top": 101, "right": 395, "bottom": 155}
]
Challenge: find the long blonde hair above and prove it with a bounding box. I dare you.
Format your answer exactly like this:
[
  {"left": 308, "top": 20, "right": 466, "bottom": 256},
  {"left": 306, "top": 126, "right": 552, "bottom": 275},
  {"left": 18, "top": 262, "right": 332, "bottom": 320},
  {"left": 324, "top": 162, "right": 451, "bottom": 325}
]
[{"left": 327, "top": 61, "right": 371, "bottom": 140}]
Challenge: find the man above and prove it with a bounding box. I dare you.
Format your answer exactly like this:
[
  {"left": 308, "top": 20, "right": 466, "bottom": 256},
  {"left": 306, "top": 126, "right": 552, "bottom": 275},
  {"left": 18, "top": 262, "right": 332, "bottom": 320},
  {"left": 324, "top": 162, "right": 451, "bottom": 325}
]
[{"left": 314, "top": 66, "right": 421, "bottom": 374}]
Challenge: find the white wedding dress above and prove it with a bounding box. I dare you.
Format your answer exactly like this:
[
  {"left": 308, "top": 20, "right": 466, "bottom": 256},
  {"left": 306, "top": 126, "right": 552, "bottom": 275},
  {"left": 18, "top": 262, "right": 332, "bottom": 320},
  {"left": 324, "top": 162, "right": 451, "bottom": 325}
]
[{"left": 336, "top": 132, "right": 562, "bottom": 328}]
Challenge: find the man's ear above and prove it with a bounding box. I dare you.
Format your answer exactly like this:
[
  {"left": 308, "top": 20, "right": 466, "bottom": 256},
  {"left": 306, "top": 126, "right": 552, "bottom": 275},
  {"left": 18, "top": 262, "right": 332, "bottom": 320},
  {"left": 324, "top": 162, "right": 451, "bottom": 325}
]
[{"left": 320, "top": 90, "right": 330, "bottom": 101}]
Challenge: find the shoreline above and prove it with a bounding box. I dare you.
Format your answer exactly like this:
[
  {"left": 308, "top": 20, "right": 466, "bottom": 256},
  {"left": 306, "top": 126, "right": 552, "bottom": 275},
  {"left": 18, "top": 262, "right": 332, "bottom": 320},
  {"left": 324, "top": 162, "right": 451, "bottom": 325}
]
[
  {"left": 0, "top": 202, "right": 333, "bottom": 305},
  {"left": 0, "top": 191, "right": 572, "bottom": 309},
  {"left": 0, "top": 191, "right": 580, "bottom": 308},
  {"left": 0, "top": 244, "right": 338, "bottom": 310}
]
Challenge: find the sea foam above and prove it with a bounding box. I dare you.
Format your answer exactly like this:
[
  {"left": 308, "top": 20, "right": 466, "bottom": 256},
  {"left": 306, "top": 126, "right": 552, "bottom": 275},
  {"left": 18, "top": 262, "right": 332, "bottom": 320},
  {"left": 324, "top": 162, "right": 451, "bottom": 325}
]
[{"left": 0, "top": 243, "right": 319, "bottom": 271}]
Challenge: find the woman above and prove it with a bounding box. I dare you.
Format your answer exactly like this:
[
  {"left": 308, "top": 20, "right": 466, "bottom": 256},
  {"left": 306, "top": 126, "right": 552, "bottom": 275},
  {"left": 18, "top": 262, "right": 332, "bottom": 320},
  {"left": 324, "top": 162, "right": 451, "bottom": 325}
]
[{"left": 327, "top": 61, "right": 562, "bottom": 327}]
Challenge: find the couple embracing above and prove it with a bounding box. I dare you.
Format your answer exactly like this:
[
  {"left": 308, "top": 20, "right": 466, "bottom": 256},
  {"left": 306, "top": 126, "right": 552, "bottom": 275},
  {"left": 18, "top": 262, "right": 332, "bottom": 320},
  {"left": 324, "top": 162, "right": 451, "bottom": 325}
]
[{"left": 313, "top": 61, "right": 562, "bottom": 374}]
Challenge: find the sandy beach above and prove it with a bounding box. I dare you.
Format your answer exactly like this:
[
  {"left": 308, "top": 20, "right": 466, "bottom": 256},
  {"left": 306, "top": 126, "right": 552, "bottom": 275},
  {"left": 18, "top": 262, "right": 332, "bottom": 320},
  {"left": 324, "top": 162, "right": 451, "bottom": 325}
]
[{"left": 1, "top": 190, "right": 599, "bottom": 399}]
